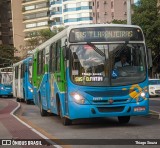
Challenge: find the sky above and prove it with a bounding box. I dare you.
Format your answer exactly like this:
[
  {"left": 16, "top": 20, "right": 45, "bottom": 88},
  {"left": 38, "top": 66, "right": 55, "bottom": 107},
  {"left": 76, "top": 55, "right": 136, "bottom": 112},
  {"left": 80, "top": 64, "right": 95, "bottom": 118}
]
[{"left": 134, "top": 0, "right": 138, "bottom": 3}]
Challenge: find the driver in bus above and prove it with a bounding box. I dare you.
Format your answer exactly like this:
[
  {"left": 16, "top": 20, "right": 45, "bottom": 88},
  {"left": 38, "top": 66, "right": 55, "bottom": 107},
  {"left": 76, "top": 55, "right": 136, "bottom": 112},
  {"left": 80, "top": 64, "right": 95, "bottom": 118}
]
[{"left": 115, "top": 54, "right": 129, "bottom": 68}]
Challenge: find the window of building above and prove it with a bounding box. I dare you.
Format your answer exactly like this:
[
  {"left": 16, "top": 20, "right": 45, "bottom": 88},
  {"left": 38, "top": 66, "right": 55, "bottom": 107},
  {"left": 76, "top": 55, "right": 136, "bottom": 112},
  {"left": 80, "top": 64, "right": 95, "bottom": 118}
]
[
  {"left": 111, "top": 12, "right": 114, "bottom": 19},
  {"left": 97, "top": 12, "right": 99, "bottom": 18},
  {"left": 25, "top": 5, "right": 35, "bottom": 11},
  {"left": 36, "top": 12, "right": 48, "bottom": 18},
  {"left": 54, "top": 17, "right": 61, "bottom": 22},
  {"left": 37, "top": 21, "right": 48, "bottom": 27},
  {"left": 97, "top": 1, "right": 99, "bottom": 8},
  {"left": 36, "top": 3, "right": 47, "bottom": 9},
  {"left": 111, "top": 1, "right": 114, "bottom": 9},
  {"left": 26, "top": 23, "right": 36, "bottom": 28},
  {"left": 93, "top": 12, "right": 95, "bottom": 17}
]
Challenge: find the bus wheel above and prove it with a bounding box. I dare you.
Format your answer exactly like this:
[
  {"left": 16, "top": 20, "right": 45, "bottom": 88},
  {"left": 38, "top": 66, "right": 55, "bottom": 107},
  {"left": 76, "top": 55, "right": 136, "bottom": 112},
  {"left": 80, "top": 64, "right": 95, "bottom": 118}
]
[
  {"left": 118, "top": 116, "right": 130, "bottom": 124},
  {"left": 59, "top": 104, "right": 72, "bottom": 126},
  {"left": 26, "top": 100, "right": 30, "bottom": 104},
  {"left": 16, "top": 98, "right": 20, "bottom": 102},
  {"left": 39, "top": 94, "right": 48, "bottom": 116}
]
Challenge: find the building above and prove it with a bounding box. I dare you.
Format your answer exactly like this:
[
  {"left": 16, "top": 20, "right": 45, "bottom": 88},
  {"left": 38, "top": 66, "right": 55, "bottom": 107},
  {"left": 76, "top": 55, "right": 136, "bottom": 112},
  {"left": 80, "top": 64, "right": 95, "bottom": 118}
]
[
  {"left": 12, "top": 0, "right": 50, "bottom": 58},
  {"left": 11, "top": 0, "right": 25, "bottom": 58},
  {"left": 0, "top": 0, "right": 13, "bottom": 45},
  {"left": 50, "top": 0, "right": 93, "bottom": 29},
  {"left": 92, "top": 0, "right": 134, "bottom": 24}
]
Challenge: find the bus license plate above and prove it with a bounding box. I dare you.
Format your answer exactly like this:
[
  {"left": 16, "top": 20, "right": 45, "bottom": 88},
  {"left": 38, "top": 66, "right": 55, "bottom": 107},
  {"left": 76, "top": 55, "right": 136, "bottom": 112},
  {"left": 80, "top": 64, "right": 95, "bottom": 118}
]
[{"left": 134, "top": 107, "right": 146, "bottom": 112}]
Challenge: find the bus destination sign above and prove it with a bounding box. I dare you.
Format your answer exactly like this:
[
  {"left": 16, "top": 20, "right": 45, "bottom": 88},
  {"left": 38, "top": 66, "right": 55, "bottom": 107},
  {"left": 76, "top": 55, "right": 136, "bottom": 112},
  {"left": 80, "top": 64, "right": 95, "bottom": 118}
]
[
  {"left": 69, "top": 27, "right": 143, "bottom": 42},
  {"left": 0, "top": 68, "right": 12, "bottom": 72}
]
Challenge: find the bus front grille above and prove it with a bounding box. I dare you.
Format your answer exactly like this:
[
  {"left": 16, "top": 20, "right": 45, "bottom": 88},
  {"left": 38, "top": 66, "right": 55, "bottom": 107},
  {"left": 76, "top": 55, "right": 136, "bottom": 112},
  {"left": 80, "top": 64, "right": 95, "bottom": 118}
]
[
  {"left": 92, "top": 99, "right": 129, "bottom": 104},
  {"left": 97, "top": 106, "right": 124, "bottom": 113}
]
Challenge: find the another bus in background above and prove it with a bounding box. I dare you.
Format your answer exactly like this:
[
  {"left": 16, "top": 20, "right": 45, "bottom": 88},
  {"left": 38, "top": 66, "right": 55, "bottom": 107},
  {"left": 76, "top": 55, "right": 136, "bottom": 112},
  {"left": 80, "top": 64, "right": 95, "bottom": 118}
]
[
  {"left": 32, "top": 24, "right": 149, "bottom": 125},
  {"left": 0, "top": 67, "right": 13, "bottom": 98},
  {"left": 13, "top": 57, "right": 33, "bottom": 104}
]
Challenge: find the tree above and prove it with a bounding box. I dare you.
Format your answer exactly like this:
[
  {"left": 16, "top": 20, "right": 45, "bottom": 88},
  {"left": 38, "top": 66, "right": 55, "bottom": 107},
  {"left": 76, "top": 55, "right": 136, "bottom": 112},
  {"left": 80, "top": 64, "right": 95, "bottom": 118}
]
[
  {"left": 132, "top": 0, "right": 160, "bottom": 58},
  {"left": 112, "top": 19, "right": 127, "bottom": 24},
  {"left": 0, "top": 45, "right": 20, "bottom": 67},
  {"left": 25, "top": 27, "right": 65, "bottom": 51}
]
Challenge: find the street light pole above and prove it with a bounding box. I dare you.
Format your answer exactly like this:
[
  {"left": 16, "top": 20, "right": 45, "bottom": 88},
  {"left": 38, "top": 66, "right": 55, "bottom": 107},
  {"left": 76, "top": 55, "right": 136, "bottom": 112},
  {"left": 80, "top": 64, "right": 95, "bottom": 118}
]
[{"left": 127, "top": 0, "right": 131, "bottom": 25}]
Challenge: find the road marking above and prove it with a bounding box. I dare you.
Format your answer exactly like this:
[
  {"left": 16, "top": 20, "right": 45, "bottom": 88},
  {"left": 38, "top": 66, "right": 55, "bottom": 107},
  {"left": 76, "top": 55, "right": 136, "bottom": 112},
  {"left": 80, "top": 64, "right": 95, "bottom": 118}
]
[
  {"left": 10, "top": 100, "right": 63, "bottom": 148},
  {"left": 150, "top": 110, "right": 160, "bottom": 119}
]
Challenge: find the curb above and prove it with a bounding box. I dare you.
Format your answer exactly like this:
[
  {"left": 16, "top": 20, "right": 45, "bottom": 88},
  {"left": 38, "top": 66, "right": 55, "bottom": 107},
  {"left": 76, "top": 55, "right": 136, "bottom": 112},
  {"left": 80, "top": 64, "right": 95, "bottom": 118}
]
[
  {"left": 11, "top": 100, "right": 62, "bottom": 148},
  {"left": 149, "top": 110, "right": 160, "bottom": 119}
]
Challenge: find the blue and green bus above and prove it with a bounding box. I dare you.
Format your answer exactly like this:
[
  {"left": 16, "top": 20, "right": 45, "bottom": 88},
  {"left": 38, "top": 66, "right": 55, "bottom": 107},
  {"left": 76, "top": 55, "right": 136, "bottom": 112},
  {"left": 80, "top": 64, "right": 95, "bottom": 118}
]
[
  {"left": 32, "top": 24, "right": 149, "bottom": 125},
  {"left": 13, "top": 57, "right": 33, "bottom": 104},
  {"left": 0, "top": 67, "right": 13, "bottom": 98}
]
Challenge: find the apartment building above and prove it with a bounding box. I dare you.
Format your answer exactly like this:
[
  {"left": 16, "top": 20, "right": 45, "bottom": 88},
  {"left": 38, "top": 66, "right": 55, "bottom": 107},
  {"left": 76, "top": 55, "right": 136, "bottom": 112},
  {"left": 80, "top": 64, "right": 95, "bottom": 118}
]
[
  {"left": 0, "top": 0, "right": 13, "bottom": 45},
  {"left": 12, "top": 0, "right": 50, "bottom": 58},
  {"left": 92, "top": 0, "right": 134, "bottom": 24},
  {"left": 50, "top": 0, "right": 93, "bottom": 29}
]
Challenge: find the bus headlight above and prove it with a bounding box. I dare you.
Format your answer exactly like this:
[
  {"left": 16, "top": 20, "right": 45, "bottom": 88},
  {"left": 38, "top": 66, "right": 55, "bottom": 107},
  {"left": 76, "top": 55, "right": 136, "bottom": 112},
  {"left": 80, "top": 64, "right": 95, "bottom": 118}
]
[
  {"left": 140, "top": 92, "right": 145, "bottom": 97},
  {"left": 0, "top": 86, "right": 4, "bottom": 90},
  {"left": 28, "top": 86, "right": 33, "bottom": 92},
  {"left": 70, "top": 92, "right": 85, "bottom": 104}
]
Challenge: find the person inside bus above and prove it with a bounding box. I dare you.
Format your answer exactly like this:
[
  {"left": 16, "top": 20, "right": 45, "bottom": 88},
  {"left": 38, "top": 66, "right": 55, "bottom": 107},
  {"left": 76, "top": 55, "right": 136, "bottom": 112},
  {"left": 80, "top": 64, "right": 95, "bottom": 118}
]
[{"left": 114, "top": 54, "right": 129, "bottom": 68}]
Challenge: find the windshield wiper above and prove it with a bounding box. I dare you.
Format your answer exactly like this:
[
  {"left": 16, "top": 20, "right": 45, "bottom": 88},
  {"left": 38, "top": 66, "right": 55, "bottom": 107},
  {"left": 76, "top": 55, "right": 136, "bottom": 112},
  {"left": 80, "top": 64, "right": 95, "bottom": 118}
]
[{"left": 87, "top": 42, "right": 106, "bottom": 57}]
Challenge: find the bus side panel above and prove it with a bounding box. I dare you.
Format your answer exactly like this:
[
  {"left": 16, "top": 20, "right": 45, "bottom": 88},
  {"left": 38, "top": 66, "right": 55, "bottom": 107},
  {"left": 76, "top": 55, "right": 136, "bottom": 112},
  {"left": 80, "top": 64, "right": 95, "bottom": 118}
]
[{"left": 39, "top": 73, "right": 49, "bottom": 111}]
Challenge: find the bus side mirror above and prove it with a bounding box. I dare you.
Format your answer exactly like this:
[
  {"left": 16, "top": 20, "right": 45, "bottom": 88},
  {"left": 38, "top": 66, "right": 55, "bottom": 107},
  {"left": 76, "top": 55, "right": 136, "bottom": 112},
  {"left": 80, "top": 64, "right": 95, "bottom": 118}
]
[{"left": 63, "top": 46, "right": 69, "bottom": 60}]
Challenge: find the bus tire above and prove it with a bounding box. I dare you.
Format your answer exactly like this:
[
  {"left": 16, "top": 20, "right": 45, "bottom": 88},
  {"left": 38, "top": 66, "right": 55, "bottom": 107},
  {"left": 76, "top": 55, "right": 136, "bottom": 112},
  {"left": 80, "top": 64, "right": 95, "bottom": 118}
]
[
  {"left": 39, "top": 94, "right": 48, "bottom": 116},
  {"left": 118, "top": 116, "right": 130, "bottom": 124},
  {"left": 59, "top": 103, "right": 72, "bottom": 126},
  {"left": 16, "top": 98, "right": 20, "bottom": 102},
  {"left": 26, "top": 100, "right": 30, "bottom": 104}
]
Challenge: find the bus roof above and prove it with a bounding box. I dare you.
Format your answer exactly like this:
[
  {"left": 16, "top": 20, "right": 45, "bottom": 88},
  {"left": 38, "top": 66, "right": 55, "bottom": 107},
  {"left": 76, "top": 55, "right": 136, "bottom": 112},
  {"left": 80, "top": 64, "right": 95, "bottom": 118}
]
[
  {"left": 13, "top": 56, "right": 32, "bottom": 67},
  {"left": 67, "top": 23, "right": 141, "bottom": 30}
]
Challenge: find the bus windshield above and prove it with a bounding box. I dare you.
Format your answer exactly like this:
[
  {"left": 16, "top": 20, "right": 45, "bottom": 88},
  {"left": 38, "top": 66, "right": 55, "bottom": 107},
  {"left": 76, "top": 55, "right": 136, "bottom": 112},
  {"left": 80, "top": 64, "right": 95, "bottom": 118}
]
[
  {"left": 70, "top": 43, "right": 146, "bottom": 86},
  {"left": 0, "top": 73, "right": 13, "bottom": 85}
]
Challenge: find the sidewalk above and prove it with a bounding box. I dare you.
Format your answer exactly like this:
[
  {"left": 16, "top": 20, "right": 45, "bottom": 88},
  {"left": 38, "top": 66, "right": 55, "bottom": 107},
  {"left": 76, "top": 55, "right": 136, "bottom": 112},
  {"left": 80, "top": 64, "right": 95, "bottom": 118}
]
[
  {"left": 0, "top": 98, "right": 57, "bottom": 147},
  {"left": 149, "top": 98, "right": 160, "bottom": 119}
]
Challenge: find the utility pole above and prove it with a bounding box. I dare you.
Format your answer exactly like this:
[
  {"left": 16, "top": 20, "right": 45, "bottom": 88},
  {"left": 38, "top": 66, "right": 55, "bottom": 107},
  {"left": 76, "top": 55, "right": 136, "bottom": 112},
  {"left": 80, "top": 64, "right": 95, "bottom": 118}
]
[{"left": 127, "top": 0, "right": 131, "bottom": 25}]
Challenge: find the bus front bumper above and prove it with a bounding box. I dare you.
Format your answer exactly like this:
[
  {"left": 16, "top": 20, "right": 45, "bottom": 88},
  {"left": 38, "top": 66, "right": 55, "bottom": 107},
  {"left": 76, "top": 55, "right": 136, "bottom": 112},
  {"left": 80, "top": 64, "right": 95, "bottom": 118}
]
[{"left": 68, "top": 100, "right": 149, "bottom": 120}]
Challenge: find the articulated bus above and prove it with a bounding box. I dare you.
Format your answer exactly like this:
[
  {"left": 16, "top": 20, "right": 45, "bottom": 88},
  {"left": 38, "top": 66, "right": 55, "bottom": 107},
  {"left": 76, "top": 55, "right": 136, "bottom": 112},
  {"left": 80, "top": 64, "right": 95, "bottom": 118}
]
[
  {"left": 32, "top": 24, "right": 149, "bottom": 125},
  {"left": 0, "top": 67, "right": 13, "bottom": 97},
  {"left": 13, "top": 57, "right": 33, "bottom": 104}
]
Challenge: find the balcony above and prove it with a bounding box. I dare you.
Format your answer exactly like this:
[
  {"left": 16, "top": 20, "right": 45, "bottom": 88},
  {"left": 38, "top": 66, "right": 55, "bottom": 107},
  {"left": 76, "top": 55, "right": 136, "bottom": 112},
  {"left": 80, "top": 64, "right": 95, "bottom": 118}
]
[
  {"left": 64, "top": 17, "right": 93, "bottom": 23},
  {"left": 50, "top": 11, "right": 62, "bottom": 15},
  {"left": 50, "top": 0, "right": 62, "bottom": 5},
  {"left": 63, "top": 6, "right": 92, "bottom": 12}
]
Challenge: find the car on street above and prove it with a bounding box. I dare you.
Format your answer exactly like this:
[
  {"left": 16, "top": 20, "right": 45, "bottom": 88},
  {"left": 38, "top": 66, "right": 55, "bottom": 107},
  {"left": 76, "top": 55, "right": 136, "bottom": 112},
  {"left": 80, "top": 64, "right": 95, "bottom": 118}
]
[{"left": 149, "top": 79, "right": 160, "bottom": 97}]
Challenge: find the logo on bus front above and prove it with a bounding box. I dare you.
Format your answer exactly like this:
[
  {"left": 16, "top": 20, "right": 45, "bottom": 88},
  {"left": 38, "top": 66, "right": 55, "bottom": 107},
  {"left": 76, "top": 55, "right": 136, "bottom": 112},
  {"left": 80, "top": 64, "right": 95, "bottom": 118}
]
[{"left": 108, "top": 98, "right": 114, "bottom": 104}]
